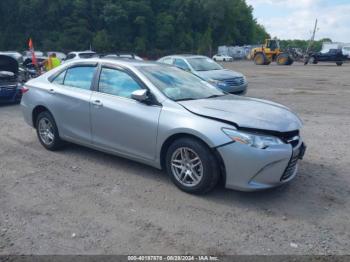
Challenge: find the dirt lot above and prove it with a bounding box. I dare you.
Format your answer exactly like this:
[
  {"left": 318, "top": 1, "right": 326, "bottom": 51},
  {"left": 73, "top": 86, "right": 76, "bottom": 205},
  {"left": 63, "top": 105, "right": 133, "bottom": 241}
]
[{"left": 0, "top": 61, "right": 349, "bottom": 255}]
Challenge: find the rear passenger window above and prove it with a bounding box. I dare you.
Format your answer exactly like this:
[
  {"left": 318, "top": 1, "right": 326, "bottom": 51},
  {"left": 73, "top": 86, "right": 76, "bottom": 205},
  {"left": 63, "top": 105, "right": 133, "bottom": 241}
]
[{"left": 64, "top": 66, "right": 96, "bottom": 90}]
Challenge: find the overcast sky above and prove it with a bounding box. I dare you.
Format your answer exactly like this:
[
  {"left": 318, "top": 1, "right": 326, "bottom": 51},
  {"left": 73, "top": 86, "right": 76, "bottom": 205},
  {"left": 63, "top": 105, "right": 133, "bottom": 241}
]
[{"left": 246, "top": 0, "right": 350, "bottom": 43}]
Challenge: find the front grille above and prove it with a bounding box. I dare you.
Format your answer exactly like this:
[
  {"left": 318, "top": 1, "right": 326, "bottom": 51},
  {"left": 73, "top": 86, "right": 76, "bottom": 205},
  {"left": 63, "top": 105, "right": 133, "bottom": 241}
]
[
  {"left": 281, "top": 153, "right": 299, "bottom": 181},
  {"left": 223, "top": 77, "right": 245, "bottom": 87}
]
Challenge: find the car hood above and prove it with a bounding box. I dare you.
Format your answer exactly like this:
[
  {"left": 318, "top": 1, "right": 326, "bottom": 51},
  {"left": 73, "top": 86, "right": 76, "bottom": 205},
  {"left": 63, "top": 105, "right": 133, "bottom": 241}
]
[
  {"left": 178, "top": 95, "right": 302, "bottom": 132},
  {"left": 0, "top": 55, "right": 18, "bottom": 75},
  {"left": 194, "top": 69, "right": 243, "bottom": 81}
]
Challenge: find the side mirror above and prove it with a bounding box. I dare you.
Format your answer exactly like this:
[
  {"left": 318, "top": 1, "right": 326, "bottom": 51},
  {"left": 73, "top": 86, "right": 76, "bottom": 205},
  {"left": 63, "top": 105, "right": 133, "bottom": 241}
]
[{"left": 131, "top": 89, "right": 149, "bottom": 102}]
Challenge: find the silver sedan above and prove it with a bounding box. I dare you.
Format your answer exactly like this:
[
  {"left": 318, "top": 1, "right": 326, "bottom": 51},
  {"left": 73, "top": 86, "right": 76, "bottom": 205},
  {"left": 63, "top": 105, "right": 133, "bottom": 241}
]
[{"left": 21, "top": 58, "right": 306, "bottom": 194}]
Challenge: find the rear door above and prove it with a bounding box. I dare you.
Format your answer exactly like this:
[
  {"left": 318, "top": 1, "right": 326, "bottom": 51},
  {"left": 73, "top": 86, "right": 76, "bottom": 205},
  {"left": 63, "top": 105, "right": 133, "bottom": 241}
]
[
  {"left": 49, "top": 64, "right": 97, "bottom": 144},
  {"left": 90, "top": 65, "right": 161, "bottom": 161}
]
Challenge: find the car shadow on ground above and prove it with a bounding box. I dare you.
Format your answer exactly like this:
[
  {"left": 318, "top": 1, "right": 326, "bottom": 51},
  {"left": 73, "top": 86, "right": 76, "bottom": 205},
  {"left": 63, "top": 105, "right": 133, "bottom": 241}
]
[
  {"left": 60, "top": 143, "right": 349, "bottom": 221},
  {"left": 207, "top": 160, "right": 349, "bottom": 219}
]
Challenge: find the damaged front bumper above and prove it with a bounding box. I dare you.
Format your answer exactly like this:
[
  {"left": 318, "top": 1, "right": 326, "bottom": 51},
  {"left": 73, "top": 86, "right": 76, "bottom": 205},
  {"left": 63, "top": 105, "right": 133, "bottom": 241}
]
[{"left": 217, "top": 139, "right": 306, "bottom": 191}]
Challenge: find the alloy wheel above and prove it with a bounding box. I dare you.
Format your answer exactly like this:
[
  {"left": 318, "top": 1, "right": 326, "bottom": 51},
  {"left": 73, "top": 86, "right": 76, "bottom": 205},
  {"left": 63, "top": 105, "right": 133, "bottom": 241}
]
[
  {"left": 171, "top": 147, "right": 203, "bottom": 187},
  {"left": 38, "top": 117, "right": 55, "bottom": 146}
]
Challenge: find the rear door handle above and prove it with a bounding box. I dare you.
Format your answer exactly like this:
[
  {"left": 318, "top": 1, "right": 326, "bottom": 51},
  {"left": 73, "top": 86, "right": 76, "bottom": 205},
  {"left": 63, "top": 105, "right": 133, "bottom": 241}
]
[{"left": 92, "top": 100, "right": 103, "bottom": 107}]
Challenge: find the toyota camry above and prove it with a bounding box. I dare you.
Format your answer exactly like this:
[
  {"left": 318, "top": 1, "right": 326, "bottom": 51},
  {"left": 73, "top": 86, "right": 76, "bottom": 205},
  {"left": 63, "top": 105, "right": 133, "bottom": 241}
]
[{"left": 21, "top": 58, "right": 306, "bottom": 194}]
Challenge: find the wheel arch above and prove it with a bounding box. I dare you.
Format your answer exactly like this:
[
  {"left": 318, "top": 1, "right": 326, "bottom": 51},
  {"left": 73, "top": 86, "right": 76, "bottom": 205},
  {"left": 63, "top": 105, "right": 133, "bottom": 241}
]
[
  {"left": 159, "top": 133, "right": 226, "bottom": 183},
  {"left": 32, "top": 105, "right": 52, "bottom": 128}
]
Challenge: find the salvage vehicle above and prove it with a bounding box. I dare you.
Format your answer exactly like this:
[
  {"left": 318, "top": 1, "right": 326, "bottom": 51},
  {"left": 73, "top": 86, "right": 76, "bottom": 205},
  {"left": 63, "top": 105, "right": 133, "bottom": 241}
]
[
  {"left": 64, "top": 51, "right": 99, "bottom": 62},
  {"left": 23, "top": 56, "right": 48, "bottom": 79},
  {"left": 212, "top": 54, "right": 233, "bottom": 62},
  {"left": 21, "top": 58, "right": 306, "bottom": 194},
  {"left": 0, "top": 51, "right": 23, "bottom": 63},
  {"left": 102, "top": 53, "right": 143, "bottom": 61},
  {"left": 158, "top": 55, "right": 247, "bottom": 95},
  {"left": 304, "top": 49, "right": 348, "bottom": 66},
  {"left": 0, "top": 55, "right": 23, "bottom": 103}
]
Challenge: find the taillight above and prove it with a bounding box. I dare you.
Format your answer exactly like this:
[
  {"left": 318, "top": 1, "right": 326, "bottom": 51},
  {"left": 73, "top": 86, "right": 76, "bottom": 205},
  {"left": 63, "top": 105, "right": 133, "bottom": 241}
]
[{"left": 21, "top": 86, "right": 29, "bottom": 94}]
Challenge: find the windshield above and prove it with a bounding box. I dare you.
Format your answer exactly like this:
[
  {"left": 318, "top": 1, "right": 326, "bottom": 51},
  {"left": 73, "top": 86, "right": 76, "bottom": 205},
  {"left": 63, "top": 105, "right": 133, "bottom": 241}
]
[
  {"left": 187, "top": 57, "right": 222, "bottom": 71},
  {"left": 139, "top": 65, "right": 225, "bottom": 101}
]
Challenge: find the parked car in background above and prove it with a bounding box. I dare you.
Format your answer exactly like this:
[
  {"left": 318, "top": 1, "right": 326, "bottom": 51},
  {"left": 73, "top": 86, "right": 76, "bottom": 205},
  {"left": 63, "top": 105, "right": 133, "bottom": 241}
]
[
  {"left": 305, "top": 49, "right": 348, "bottom": 66},
  {"left": 212, "top": 54, "right": 233, "bottom": 62},
  {"left": 23, "top": 51, "right": 44, "bottom": 60},
  {"left": 47, "top": 52, "right": 66, "bottom": 61},
  {"left": 64, "top": 51, "right": 99, "bottom": 62},
  {"left": 0, "top": 51, "right": 23, "bottom": 63},
  {"left": 0, "top": 55, "right": 23, "bottom": 103},
  {"left": 102, "top": 53, "right": 143, "bottom": 61},
  {"left": 21, "top": 58, "right": 305, "bottom": 194},
  {"left": 342, "top": 46, "right": 350, "bottom": 58},
  {"left": 23, "top": 56, "right": 48, "bottom": 79},
  {"left": 158, "top": 55, "right": 247, "bottom": 94}
]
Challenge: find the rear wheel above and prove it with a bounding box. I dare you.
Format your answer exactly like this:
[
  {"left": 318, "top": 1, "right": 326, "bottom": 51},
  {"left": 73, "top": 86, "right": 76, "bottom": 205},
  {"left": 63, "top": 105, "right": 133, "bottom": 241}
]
[
  {"left": 336, "top": 62, "right": 343, "bottom": 66},
  {"left": 166, "top": 138, "right": 220, "bottom": 194},
  {"left": 36, "top": 111, "right": 64, "bottom": 151},
  {"left": 277, "top": 53, "right": 293, "bottom": 65}
]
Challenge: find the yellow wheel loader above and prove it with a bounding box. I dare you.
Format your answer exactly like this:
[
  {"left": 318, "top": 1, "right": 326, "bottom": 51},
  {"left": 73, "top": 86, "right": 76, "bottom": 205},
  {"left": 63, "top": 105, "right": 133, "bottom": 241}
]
[{"left": 251, "top": 39, "right": 294, "bottom": 66}]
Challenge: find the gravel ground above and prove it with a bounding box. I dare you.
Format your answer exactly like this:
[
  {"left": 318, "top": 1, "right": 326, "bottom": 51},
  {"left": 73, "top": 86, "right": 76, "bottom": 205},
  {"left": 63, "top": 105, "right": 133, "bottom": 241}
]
[{"left": 0, "top": 61, "right": 349, "bottom": 255}]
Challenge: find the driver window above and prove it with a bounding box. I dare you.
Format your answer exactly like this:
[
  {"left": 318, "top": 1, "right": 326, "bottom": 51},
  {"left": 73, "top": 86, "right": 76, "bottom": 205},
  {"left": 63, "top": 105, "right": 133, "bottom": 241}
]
[{"left": 98, "top": 68, "right": 142, "bottom": 98}]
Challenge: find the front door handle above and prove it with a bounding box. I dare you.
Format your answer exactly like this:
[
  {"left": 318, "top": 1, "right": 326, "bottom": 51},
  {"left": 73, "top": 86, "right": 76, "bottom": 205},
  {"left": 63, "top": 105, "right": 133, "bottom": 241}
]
[{"left": 92, "top": 100, "right": 103, "bottom": 107}]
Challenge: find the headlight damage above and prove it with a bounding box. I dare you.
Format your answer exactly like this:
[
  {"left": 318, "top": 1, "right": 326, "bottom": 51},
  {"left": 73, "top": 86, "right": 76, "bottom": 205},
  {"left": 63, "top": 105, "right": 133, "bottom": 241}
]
[{"left": 222, "top": 128, "right": 284, "bottom": 149}]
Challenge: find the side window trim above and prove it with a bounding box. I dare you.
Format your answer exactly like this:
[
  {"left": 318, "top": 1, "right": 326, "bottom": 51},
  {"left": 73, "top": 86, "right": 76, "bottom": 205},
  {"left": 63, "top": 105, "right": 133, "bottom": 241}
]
[
  {"left": 48, "top": 62, "right": 98, "bottom": 84},
  {"left": 95, "top": 63, "right": 161, "bottom": 106},
  {"left": 97, "top": 64, "right": 148, "bottom": 93}
]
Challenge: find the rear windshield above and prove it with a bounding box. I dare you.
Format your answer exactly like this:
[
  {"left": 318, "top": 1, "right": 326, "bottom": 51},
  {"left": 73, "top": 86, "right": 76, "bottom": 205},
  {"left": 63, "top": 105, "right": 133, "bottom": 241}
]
[{"left": 79, "top": 53, "right": 98, "bottom": 59}]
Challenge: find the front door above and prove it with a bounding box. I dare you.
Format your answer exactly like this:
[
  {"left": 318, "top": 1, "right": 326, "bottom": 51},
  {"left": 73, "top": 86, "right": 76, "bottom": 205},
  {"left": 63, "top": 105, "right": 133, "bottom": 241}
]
[{"left": 90, "top": 66, "right": 161, "bottom": 161}]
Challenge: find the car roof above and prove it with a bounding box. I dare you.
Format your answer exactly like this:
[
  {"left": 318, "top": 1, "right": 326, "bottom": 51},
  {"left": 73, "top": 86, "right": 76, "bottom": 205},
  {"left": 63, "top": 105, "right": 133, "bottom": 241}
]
[
  {"left": 69, "top": 51, "right": 96, "bottom": 55},
  {"left": 64, "top": 57, "right": 161, "bottom": 69},
  {"left": 164, "top": 54, "right": 208, "bottom": 59}
]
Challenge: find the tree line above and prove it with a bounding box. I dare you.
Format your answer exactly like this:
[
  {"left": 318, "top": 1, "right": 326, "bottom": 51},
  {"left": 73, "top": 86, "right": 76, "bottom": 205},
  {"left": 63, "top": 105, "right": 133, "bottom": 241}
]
[{"left": 0, "top": 0, "right": 269, "bottom": 57}]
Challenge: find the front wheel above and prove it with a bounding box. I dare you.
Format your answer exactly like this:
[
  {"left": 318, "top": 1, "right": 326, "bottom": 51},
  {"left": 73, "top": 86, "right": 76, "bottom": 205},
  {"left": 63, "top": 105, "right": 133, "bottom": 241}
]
[
  {"left": 36, "top": 111, "right": 64, "bottom": 151},
  {"left": 336, "top": 62, "right": 343, "bottom": 66},
  {"left": 166, "top": 138, "right": 220, "bottom": 194}
]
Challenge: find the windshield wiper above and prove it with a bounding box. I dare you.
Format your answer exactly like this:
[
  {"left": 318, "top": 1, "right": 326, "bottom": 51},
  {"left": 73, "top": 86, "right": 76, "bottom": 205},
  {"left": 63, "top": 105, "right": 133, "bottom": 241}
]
[
  {"left": 175, "top": 98, "right": 196, "bottom": 102},
  {"left": 206, "top": 94, "right": 226, "bottom": 99}
]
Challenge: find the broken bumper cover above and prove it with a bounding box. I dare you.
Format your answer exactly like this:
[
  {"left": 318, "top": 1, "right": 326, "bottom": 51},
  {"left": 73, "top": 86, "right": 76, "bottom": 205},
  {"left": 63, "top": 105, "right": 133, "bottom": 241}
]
[{"left": 217, "top": 140, "right": 306, "bottom": 191}]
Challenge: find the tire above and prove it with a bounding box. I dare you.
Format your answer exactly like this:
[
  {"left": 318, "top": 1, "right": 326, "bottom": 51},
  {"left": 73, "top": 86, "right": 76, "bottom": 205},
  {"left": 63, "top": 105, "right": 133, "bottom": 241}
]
[
  {"left": 336, "top": 62, "right": 343, "bottom": 66},
  {"left": 213, "top": 58, "right": 217, "bottom": 61},
  {"left": 254, "top": 53, "right": 266, "bottom": 65},
  {"left": 165, "top": 137, "right": 220, "bottom": 194},
  {"left": 35, "top": 111, "right": 64, "bottom": 151},
  {"left": 223, "top": 58, "right": 226, "bottom": 62},
  {"left": 277, "top": 53, "right": 293, "bottom": 65}
]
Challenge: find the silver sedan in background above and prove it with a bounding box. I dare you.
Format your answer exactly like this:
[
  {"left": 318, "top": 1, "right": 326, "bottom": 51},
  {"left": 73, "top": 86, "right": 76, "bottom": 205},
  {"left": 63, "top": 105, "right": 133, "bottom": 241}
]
[
  {"left": 158, "top": 55, "right": 247, "bottom": 95},
  {"left": 21, "top": 58, "right": 306, "bottom": 194}
]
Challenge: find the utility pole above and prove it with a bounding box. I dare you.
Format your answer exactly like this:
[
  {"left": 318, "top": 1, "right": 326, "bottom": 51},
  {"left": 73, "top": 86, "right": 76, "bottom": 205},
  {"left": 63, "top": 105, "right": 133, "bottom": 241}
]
[{"left": 305, "top": 19, "right": 318, "bottom": 56}]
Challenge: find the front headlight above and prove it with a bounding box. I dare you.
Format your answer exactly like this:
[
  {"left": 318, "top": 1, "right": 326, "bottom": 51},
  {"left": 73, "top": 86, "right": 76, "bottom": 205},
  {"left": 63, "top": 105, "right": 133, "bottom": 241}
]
[
  {"left": 208, "top": 79, "right": 227, "bottom": 88},
  {"left": 222, "top": 128, "right": 284, "bottom": 149}
]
